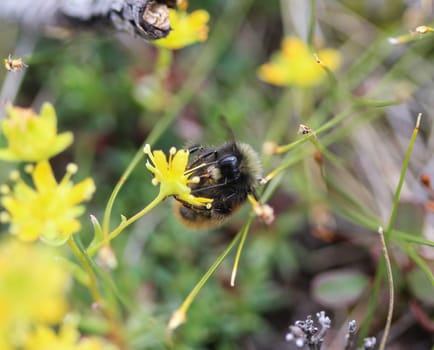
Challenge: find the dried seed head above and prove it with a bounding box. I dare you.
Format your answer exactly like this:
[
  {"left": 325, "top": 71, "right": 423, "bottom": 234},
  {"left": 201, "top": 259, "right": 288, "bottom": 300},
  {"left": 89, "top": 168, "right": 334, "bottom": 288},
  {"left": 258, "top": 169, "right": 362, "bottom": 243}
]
[
  {"left": 421, "top": 173, "right": 431, "bottom": 189},
  {"left": 313, "top": 150, "right": 323, "bottom": 164},
  {"left": 253, "top": 203, "right": 275, "bottom": 225},
  {"left": 415, "top": 25, "right": 433, "bottom": 34},
  {"left": 167, "top": 309, "right": 187, "bottom": 331},
  {"left": 262, "top": 141, "right": 278, "bottom": 155},
  {"left": 97, "top": 245, "right": 118, "bottom": 269},
  {"left": 248, "top": 195, "right": 275, "bottom": 225},
  {"left": 143, "top": 2, "right": 171, "bottom": 31},
  {"left": 363, "top": 337, "right": 377, "bottom": 349}
]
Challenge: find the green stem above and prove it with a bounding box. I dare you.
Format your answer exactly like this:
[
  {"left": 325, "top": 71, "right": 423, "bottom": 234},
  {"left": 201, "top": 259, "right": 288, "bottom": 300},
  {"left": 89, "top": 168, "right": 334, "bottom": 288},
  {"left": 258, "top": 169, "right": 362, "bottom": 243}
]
[
  {"left": 68, "top": 237, "right": 103, "bottom": 304},
  {"left": 270, "top": 104, "right": 355, "bottom": 158},
  {"left": 310, "top": 137, "right": 343, "bottom": 166},
  {"left": 176, "top": 225, "right": 245, "bottom": 316},
  {"left": 155, "top": 48, "right": 173, "bottom": 77},
  {"left": 307, "top": 0, "right": 316, "bottom": 47},
  {"left": 393, "top": 231, "right": 434, "bottom": 247},
  {"left": 101, "top": 50, "right": 173, "bottom": 244},
  {"left": 230, "top": 217, "right": 253, "bottom": 286},
  {"left": 329, "top": 192, "right": 434, "bottom": 248},
  {"left": 385, "top": 114, "right": 422, "bottom": 242},
  {"left": 69, "top": 237, "right": 128, "bottom": 348},
  {"left": 377, "top": 227, "right": 394, "bottom": 350},
  {"left": 263, "top": 102, "right": 393, "bottom": 204},
  {"left": 360, "top": 114, "right": 422, "bottom": 340},
  {"left": 275, "top": 133, "right": 315, "bottom": 154},
  {"left": 264, "top": 136, "right": 316, "bottom": 183},
  {"left": 100, "top": 0, "right": 254, "bottom": 246},
  {"left": 89, "top": 193, "right": 164, "bottom": 255},
  {"left": 405, "top": 244, "right": 434, "bottom": 286}
]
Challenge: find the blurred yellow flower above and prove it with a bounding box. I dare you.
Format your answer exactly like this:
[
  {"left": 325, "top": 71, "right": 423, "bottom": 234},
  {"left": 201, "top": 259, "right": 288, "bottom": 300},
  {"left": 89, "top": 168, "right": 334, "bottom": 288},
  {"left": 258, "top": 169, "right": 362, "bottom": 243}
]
[
  {"left": 257, "top": 36, "right": 341, "bottom": 87},
  {"left": 0, "top": 336, "right": 12, "bottom": 350},
  {"left": 0, "top": 240, "right": 68, "bottom": 345},
  {"left": 144, "top": 144, "right": 213, "bottom": 207},
  {"left": 154, "top": 7, "right": 210, "bottom": 49},
  {"left": 0, "top": 103, "right": 73, "bottom": 162},
  {"left": 1, "top": 161, "right": 95, "bottom": 245},
  {"left": 25, "top": 322, "right": 118, "bottom": 350}
]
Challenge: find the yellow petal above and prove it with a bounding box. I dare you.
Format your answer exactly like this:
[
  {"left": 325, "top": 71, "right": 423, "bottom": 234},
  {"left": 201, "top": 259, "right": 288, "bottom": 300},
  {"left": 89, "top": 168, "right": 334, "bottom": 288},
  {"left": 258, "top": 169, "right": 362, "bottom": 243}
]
[
  {"left": 1, "top": 197, "right": 24, "bottom": 217},
  {"left": 153, "top": 150, "right": 169, "bottom": 168},
  {"left": 16, "top": 223, "right": 42, "bottom": 241},
  {"left": 171, "top": 149, "right": 189, "bottom": 174},
  {"left": 189, "top": 10, "right": 210, "bottom": 26},
  {"left": 282, "top": 37, "right": 309, "bottom": 57},
  {"left": 0, "top": 149, "right": 21, "bottom": 161},
  {"left": 68, "top": 178, "right": 96, "bottom": 204},
  {"left": 41, "top": 219, "right": 81, "bottom": 246},
  {"left": 257, "top": 36, "right": 341, "bottom": 87},
  {"left": 13, "top": 180, "right": 37, "bottom": 202},
  {"left": 317, "top": 48, "right": 341, "bottom": 72},
  {"left": 257, "top": 63, "right": 289, "bottom": 86},
  {"left": 50, "top": 132, "right": 74, "bottom": 157},
  {"left": 33, "top": 161, "right": 57, "bottom": 193},
  {"left": 39, "top": 102, "right": 57, "bottom": 133},
  {"left": 154, "top": 8, "right": 210, "bottom": 49}
]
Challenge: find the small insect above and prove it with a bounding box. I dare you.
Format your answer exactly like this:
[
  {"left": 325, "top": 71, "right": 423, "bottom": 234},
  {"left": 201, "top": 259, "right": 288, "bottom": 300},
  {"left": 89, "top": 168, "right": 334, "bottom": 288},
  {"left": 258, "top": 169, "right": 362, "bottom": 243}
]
[
  {"left": 298, "top": 124, "right": 313, "bottom": 135},
  {"left": 4, "top": 55, "right": 28, "bottom": 73},
  {"left": 174, "top": 136, "right": 263, "bottom": 229}
]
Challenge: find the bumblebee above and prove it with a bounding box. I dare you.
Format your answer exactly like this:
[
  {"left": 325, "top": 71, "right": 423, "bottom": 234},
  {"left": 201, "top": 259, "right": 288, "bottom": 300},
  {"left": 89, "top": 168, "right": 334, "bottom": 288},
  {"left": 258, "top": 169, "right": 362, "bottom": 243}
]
[{"left": 174, "top": 141, "right": 263, "bottom": 229}]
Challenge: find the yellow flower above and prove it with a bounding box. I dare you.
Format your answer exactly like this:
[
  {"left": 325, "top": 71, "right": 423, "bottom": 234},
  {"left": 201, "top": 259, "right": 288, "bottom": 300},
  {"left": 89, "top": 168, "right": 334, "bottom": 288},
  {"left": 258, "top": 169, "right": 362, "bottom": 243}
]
[
  {"left": 144, "top": 144, "right": 212, "bottom": 207},
  {"left": 0, "top": 103, "right": 73, "bottom": 162},
  {"left": 0, "top": 240, "right": 68, "bottom": 338},
  {"left": 25, "top": 322, "right": 118, "bottom": 350},
  {"left": 154, "top": 7, "right": 210, "bottom": 50},
  {"left": 1, "top": 161, "right": 95, "bottom": 245},
  {"left": 257, "top": 36, "right": 341, "bottom": 87}
]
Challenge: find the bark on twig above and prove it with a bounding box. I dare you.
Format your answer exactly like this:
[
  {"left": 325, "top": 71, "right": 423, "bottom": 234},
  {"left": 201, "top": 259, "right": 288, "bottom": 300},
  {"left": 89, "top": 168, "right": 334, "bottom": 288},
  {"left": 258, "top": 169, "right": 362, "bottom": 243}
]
[{"left": 0, "top": 0, "right": 177, "bottom": 41}]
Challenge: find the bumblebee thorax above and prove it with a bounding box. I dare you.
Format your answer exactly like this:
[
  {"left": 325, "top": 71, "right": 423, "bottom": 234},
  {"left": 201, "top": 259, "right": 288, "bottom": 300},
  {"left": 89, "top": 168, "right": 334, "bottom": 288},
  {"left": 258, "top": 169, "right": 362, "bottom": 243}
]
[{"left": 236, "top": 142, "right": 262, "bottom": 187}]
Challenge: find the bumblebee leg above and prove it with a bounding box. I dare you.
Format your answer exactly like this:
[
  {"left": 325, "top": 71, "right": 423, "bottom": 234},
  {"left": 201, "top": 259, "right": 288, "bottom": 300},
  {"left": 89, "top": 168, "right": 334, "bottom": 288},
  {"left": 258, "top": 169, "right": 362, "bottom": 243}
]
[
  {"left": 188, "top": 150, "right": 218, "bottom": 167},
  {"left": 190, "top": 179, "right": 229, "bottom": 194},
  {"left": 188, "top": 145, "right": 202, "bottom": 154},
  {"left": 249, "top": 189, "right": 260, "bottom": 201}
]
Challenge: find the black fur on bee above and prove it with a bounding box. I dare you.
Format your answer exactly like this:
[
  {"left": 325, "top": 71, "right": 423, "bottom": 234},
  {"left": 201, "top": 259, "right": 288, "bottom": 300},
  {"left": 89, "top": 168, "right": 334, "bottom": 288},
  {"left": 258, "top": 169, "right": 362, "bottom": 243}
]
[{"left": 174, "top": 142, "right": 262, "bottom": 229}]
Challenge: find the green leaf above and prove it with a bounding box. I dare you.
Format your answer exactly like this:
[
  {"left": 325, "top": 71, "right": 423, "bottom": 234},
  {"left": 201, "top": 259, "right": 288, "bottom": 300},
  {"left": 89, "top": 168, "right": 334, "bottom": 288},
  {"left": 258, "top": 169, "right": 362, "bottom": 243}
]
[
  {"left": 312, "top": 269, "right": 369, "bottom": 308},
  {"left": 407, "top": 268, "right": 434, "bottom": 306},
  {"left": 87, "top": 214, "right": 103, "bottom": 252}
]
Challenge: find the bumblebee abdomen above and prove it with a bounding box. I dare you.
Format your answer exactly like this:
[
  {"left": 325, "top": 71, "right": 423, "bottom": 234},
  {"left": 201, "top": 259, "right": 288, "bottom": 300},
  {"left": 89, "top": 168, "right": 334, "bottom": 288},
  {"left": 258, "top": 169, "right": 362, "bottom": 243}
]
[{"left": 174, "top": 201, "right": 229, "bottom": 229}]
